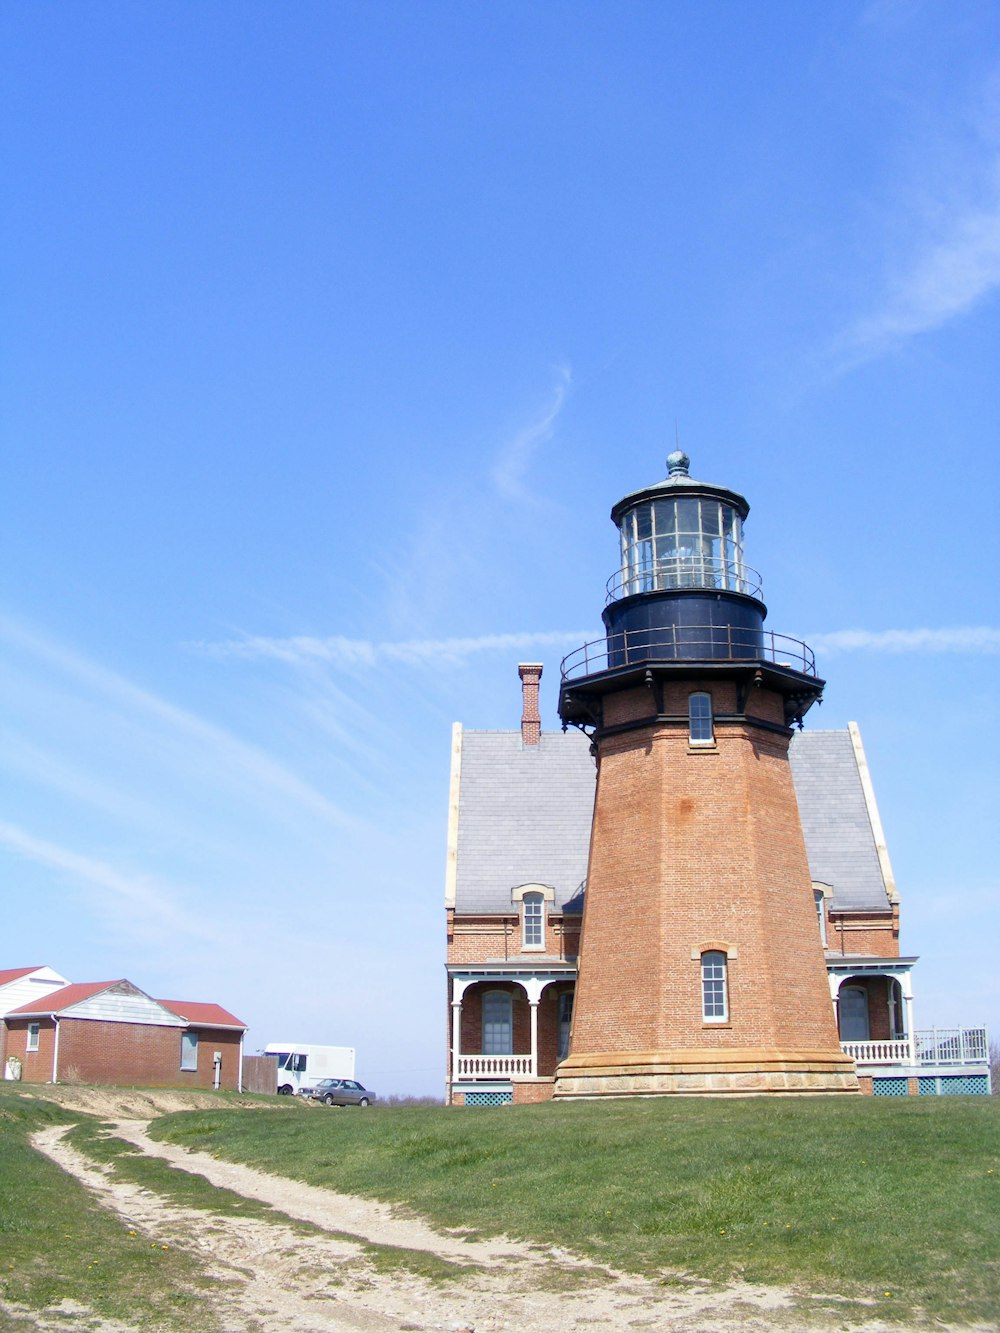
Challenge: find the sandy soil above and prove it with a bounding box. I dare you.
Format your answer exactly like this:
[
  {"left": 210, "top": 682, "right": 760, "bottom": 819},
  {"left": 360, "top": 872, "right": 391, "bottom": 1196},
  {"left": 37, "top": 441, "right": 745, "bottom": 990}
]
[{"left": 6, "top": 1087, "right": 988, "bottom": 1332}]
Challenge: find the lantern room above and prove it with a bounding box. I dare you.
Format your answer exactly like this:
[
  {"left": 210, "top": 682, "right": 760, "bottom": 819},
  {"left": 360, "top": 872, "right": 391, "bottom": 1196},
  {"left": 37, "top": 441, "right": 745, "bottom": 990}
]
[{"left": 611, "top": 452, "right": 753, "bottom": 600}]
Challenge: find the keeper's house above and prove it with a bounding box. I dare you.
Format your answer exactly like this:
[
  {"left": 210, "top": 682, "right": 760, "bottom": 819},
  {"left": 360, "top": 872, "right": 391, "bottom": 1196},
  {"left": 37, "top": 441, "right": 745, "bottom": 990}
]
[{"left": 445, "top": 456, "right": 990, "bottom": 1105}]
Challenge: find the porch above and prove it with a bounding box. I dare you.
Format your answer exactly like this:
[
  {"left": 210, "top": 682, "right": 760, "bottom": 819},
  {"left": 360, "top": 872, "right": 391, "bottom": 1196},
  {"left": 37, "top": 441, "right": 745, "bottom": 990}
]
[
  {"left": 841, "top": 1026, "right": 991, "bottom": 1095},
  {"left": 447, "top": 963, "right": 574, "bottom": 1103}
]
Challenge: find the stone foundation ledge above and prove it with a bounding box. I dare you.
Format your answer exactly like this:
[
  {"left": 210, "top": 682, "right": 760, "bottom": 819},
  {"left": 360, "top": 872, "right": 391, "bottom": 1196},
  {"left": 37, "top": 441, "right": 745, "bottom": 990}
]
[{"left": 553, "top": 1047, "right": 860, "bottom": 1097}]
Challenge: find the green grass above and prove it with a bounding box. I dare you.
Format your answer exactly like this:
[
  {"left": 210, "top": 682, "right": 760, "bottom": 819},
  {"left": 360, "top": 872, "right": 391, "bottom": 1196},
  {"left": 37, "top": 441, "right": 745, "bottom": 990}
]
[
  {"left": 0, "top": 1090, "right": 219, "bottom": 1329},
  {"left": 149, "top": 1095, "right": 1000, "bottom": 1324}
]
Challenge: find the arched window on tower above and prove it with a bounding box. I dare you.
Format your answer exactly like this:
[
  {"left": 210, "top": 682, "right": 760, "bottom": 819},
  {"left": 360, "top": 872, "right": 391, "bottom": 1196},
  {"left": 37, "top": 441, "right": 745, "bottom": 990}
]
[
  {"left": 701, "top": 951, "right": 728, "bottom": 1022},
  {"left": 689, "top": 692, "right": 714, "bottom": 745}
]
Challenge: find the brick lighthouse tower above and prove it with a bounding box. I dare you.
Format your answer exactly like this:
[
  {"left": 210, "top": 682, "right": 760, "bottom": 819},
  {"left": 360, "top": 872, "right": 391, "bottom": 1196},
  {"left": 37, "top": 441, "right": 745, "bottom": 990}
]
[{"left": 554, "top": 453, "right": 859, "bottom": 1096}]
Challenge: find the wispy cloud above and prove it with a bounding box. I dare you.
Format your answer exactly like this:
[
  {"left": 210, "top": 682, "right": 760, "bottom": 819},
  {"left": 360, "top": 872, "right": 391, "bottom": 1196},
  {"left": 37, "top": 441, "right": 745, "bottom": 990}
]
[
  {"left": 0, "top": 819, "right": 223, "bottom": 945},
  {"left": 200, "top": 625, "right": 1000, "bottom": 670},
  {"left": 491, "top": 363, "right": 572, "bottom": 503},
  {"left": 810, "top": 627, "right": 1000, "bottom": 655},
  {"left": 0, "top": 615, "right": 356, "bottom": 829},
  {"left": 847, "top": 186, "right": 1000, "bottom": 357},
  {"left": 195, "top": 629, "right": 592, "bottom": 671}
]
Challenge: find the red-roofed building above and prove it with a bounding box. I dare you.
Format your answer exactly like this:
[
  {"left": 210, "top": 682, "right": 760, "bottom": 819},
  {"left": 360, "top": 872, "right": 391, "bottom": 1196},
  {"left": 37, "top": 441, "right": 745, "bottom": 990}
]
[
  {"left": 0, "top": 966, "right": 69, "bottom": 1015},
  {"left": 3, "top": 978, "right": 247, "bottom": 1091}
]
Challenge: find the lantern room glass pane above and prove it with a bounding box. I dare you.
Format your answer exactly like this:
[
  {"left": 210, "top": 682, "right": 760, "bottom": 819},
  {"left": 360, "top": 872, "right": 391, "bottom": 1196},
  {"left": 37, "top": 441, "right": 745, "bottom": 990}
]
[{"left": 618, "top": 497, "right": 746, "bottom": 595}]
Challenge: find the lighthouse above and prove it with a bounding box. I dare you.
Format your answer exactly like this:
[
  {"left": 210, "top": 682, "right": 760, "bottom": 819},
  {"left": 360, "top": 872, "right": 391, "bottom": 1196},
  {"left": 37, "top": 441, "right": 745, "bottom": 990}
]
[{"left": 554, "top": 453, "right": 859, "bottom": 1096}]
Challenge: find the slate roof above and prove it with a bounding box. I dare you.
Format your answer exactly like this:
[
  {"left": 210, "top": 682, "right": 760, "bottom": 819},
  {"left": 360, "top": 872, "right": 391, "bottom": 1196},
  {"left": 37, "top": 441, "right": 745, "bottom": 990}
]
[
  {"left": 452, "top": 725, "right": 893, "bottom": 915},
  {"left": 788, "top": 729, "right": 893, "bottom": 911},
  {"left": 453, "top": 729, "right": 595, "bottom": 915}
]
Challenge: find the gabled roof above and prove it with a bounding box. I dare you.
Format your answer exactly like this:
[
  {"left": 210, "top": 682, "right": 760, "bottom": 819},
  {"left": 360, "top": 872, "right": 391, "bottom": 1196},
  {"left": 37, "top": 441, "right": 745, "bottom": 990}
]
[
  {"left": 158, "top": 1000, "right": 246, "bottom": 1030},
  {"left": 0, "top": 967, "right": 39, "bottom": 986},
  {"left": 7, "top": 979, "right": 246, "bottom": 1031},
  {"left": 451, "top": 723, "right": 895, "bottom": 916},
  {"left": 8, "top": 980, "right": 128, "bottom": 1017}
]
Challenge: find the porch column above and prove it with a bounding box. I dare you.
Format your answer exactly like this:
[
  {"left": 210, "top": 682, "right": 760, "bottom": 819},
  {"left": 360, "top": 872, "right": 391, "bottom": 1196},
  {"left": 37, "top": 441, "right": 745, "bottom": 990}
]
[
  {"left": 451, "top": 983, "right": 463, "bottom": 1083},
  {"left": 529, "top": 998, "right": 540, "bottom": 1077},
  {"left": 901, "top": 973, "right": 916, "bottom": 1064}
]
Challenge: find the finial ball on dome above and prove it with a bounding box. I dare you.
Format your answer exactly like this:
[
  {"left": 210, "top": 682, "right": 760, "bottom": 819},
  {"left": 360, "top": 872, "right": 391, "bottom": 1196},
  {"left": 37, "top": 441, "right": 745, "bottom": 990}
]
[{"left": 666, "top": 450, "right": 690, "bottom": 476}]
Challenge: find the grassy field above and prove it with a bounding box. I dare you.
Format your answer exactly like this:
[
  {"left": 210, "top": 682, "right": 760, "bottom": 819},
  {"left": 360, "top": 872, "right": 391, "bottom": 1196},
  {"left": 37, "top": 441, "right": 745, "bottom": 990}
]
[
  {"left": 149, "top": 1093, "right": 1000, "bottom": 1325},
  {"left": 2, "top": 1085, "right": 998, "bottom": 1327},
  {"left": 0, "top": 1092, "right": 221, "bottom": 1328}
]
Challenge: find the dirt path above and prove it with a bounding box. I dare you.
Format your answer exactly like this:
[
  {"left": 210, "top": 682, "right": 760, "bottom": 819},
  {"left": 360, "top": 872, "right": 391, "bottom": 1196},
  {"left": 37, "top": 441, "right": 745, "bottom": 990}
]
[{"left": 13, "top": 1093, "right": 973, "bottom": 1332}]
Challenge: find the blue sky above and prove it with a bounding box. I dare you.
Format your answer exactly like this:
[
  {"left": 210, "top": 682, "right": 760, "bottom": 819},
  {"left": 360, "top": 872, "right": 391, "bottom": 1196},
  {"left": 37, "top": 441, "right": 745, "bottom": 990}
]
[{"left": 2, "top": 2, "right": 998, "bottom": 1094}]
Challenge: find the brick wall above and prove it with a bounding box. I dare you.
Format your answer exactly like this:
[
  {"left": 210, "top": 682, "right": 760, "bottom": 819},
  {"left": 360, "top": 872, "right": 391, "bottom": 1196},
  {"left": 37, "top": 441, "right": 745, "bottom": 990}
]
[
  {"left": 827, "top": 908, "right": 899, "bottom": 957},
  {"left": 4, "top": 1018, "right": 242, "bottom": 1090},
  {"left": 571, "top": 679, "right": 843, "bottom": 1057},
  {"left": 447, "top": 914, "right": 580, "bottom": 965}
]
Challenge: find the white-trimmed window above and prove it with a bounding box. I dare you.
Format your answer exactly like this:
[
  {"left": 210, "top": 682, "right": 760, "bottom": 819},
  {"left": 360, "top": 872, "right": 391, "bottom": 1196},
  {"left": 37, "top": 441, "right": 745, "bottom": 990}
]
[
  {"left": 522, "top": 891, "right": 545, "bottom": 949},
  {"left": 814, "top": 888, "right": 828, "bottom": 946},
  {"left": 180, "top": 1031, "right": 199, "bottom": 1072},
  {"left": 701, "top": 951, "right": 728, "bottom": 1022},
  {"left": 26, "top": 1023, "right": 40, "bottom": 1052},
  {"left": 482, "top": 990, "right": 513, "bottom": 1055},
  {"left": 689, "top": 692, "right": 714, "bottom": 745},
  {"left": 511, "top": 883, "right": 554, "bottom": 952}
]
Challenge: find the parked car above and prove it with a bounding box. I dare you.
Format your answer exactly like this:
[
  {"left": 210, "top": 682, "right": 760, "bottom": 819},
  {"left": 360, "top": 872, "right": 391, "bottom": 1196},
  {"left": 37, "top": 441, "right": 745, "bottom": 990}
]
[{"left": 309, "top": 1078, "right": 376, "bottom": 1107}]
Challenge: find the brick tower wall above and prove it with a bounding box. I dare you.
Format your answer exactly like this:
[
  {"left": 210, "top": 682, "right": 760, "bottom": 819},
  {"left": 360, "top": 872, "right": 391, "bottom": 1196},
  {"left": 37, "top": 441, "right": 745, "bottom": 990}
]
[{"left": 570, "top": 678, "right": 841, "bottom": 1057}]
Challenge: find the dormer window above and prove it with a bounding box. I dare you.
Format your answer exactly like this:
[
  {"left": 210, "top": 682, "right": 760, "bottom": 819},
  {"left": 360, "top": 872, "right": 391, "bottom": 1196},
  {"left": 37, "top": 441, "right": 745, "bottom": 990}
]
[
  {"left": 689, "top": 692, "right": 714, "bottom": 745},
  {"left": 511, "top": 883, "right": 554, "bottom": 952},
  {"left": 812, "top": 883, "right": 831, "bottom": 947},
  {"left": 522, "top": 892, "right": 544, "bottom": 949}
]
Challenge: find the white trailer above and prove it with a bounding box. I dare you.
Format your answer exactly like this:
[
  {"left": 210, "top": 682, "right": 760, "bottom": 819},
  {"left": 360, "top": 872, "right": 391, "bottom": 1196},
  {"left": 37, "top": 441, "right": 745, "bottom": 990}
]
[{"left": 263, "top": 1042, "right": 356, "bottom": 1096}]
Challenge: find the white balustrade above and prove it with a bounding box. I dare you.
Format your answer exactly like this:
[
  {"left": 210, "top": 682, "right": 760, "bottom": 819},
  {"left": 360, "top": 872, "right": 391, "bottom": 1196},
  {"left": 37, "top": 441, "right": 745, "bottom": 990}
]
[
  {"left": 456, "top": 1054, "right": 534, "bottom": 1079},
  {"left": 841, "top": 1027, "right": 989, "bottom": 1068},
  {"left": 840, "top": 1038, "right": 913, "bottom": 1065}
]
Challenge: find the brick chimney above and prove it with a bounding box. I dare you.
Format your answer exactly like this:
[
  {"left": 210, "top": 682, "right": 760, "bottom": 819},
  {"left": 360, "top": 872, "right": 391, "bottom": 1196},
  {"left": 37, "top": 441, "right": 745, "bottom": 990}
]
[{"left": 518, "top": 663, "right": 543, "bottom": 746}]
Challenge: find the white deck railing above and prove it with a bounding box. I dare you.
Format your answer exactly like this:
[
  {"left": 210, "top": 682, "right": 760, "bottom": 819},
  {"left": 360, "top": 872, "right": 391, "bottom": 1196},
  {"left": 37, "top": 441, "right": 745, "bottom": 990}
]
[
  {"left": 842, "top": 1027, "right": 989, "bottom": 1068},
  {"left": 840, "top": 1038, "right": 913, "bottom": 1065},
  {"left": 914, "top": 1026, "right": 989, "bottom": 1065},
  {"left": 455, "top": 1054, "right": 534, "bottom": 1078}
]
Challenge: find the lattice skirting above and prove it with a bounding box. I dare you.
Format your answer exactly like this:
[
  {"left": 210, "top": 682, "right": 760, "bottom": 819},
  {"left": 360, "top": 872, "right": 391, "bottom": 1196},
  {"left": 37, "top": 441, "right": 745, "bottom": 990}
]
[
  {"left": 872, "top": 1077, "right": 909, "bottom": 1096},
  {"left": 918, "top": 1075, "right": 990, "bottom": 1096},
  {"left": 463, "top": 1090, "right": 513, "bottom": 1107}
]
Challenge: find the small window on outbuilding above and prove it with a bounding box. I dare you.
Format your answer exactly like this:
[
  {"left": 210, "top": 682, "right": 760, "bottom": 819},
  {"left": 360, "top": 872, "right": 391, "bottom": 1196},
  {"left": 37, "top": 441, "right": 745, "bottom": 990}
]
[
  {"left": 180, "top": 1031, "right": 199, "bottom": 1072},
  {"left": 26, "top": 1023, "right": 40, "bottom": 1052},
  {"left": 689, "top": 692, "right": 714, "bottom": 745},
  {"left": 701, "top": 951, "right": 728, "bottom": 1022}
]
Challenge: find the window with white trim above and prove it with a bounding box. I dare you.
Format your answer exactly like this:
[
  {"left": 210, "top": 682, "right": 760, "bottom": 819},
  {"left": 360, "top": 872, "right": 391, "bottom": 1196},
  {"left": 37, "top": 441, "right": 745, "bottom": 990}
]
[
  {"left": 689, "top": 692, "right": 714, "bottom": 745},
  {"left": 522, "top": 891, "right": 545, "bottom": 949},
  {"left": 701, "top": 951, "right": 728, "bottom": 1022},
  {"left": 26, "top": 1023, "right": 40, "bottom": 1052},
  {"left": 180, "top": 1031, "right": 198, "bottom": 1072},
  {"left": 482, "top": 990, "right": 513, "bottom": 1055},
  {"left": 814, "top": 888, "right": 828, "bottom": 946}
]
